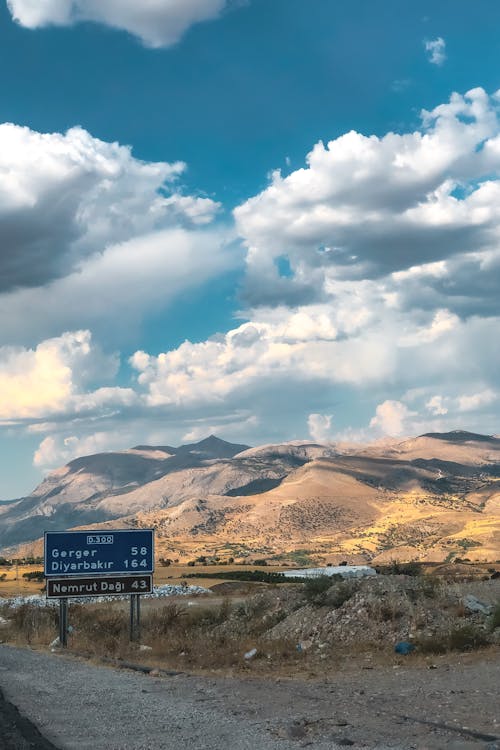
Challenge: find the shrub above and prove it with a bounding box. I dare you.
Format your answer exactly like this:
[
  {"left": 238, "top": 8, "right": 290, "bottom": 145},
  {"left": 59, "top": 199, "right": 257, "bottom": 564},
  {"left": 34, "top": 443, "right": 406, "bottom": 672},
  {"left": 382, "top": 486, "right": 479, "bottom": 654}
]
[
  {"left": 22, "top": 570, "right": 44, "bottom": 582},
  {"left": 186, "top": 570, "right": 298, "bottom": 583},
  {"left": 327, "top": 580, "right": 358, "bottom": 609},
  {"left": 489, "top": 602, "right": 500, "bottom": 631},
  {"left": 7, "top": 603, "right": 58, "bottom": 645},
  {"left": 376, "top": 561, "right": 422, "bottom": 576},
  {"left": 416, "top": 625, "right": 489, "bottom": 654},
  {"left": 145, "top": 604, "right": 186, "bottom": 637},
  {"left": 303, "top": 575, "right": 334, "bottom": 606}
]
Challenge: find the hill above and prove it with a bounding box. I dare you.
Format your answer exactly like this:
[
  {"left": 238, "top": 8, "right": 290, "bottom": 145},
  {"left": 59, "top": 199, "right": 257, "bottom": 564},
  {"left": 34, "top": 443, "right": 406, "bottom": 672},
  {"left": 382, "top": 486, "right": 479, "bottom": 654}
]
[{"left": 2, "top": 431, "right": 499, "bottom": 563}]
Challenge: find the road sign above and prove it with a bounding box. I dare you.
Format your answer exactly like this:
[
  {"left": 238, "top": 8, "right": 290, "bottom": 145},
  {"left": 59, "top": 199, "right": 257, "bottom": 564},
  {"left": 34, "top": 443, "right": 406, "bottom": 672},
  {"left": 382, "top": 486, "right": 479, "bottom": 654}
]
[
  {"left": 46, "top": 574, "right": 153, "bottom": 599},
  {"left": 44, "top": 529, "right": 154, "bottom": 577}
]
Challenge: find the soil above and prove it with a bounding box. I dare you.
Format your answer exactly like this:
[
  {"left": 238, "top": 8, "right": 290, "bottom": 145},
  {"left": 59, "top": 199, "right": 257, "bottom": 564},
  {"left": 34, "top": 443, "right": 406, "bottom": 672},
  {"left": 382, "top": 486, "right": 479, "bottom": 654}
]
[{"left": 0, "top": 644, "right": 499, "bottom": 749}]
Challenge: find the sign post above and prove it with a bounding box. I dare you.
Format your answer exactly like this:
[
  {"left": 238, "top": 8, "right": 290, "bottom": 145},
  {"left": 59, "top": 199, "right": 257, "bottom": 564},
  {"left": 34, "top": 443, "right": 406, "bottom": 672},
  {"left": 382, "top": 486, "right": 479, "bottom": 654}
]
[
  {"left": 44, "top": 529, "right": 155, "bottom": 647},
  {"left": 129, "top": 594, "right": 141, "bottom": 643},
  {"left": 59, "top": 598, "right": 68, "bottom": 648}
]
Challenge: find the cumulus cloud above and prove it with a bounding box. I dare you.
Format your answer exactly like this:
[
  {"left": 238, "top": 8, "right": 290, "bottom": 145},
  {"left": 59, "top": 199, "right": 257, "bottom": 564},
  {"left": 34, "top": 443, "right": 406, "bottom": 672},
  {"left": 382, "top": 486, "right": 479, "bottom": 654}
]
[
  {"left": 0, "top": 123, "right": 219, "bottom": 293},
  {"left": 424, "top": 37, "right": 446, "bottom": 66},
  {"left": 307, "top": 413, "right": 334, "bottom": 443},
  {"left": 457, "top": 389, "right": 497, "bottom": 412},
  {"left": 125, "top": 297, "right": 500, "bottom": 442},
  {"left": 7, "top": 0, "right": 229, "bottom": 48},
  {"left": 426, "top": 395, "right": 448, "bottom": 416},
  {"left": 33, "top": 430, "right": 134, "bottom": 467},
  {"left": 5, "top": 87, "right": 500, "bottom": 476},
  {"left": 369, "top": 400, "right": 415, "bottom": 436},
  {"left": 0, "top": 330, "right": 135, "bottom": 423},
  {"left": 235, "top": 88, "right": 500, "bottom": 305}
]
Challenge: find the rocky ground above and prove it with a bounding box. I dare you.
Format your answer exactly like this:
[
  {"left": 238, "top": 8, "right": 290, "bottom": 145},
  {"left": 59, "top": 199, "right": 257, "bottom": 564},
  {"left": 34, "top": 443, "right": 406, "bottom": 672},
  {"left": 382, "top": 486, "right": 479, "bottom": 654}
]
[
  {"left": 0, "top": 572, "right": 499, "bottom": 748},
  {"left": 0, "top": 644, "right": 499, "bottom": 749}
]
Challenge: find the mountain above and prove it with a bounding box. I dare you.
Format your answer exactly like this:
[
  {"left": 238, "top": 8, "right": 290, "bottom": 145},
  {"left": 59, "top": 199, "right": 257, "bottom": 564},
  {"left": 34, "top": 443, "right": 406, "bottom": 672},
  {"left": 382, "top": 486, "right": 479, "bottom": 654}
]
[
  {"left": 2, "top": 431, "right": 500, "bottom": 563},
  {"left": 0, "top": 436, "right": 333, "bottom": 549}
]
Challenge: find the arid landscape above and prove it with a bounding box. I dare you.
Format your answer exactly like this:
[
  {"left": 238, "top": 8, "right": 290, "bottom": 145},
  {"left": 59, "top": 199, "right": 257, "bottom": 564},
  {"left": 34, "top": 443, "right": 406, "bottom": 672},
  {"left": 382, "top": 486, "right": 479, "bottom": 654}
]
[
  {"left": 2, "top": 431, "right": 500, "bottom": 565},
  {"left": 1, "top": 430, "right": 499, "bottom": 748}
]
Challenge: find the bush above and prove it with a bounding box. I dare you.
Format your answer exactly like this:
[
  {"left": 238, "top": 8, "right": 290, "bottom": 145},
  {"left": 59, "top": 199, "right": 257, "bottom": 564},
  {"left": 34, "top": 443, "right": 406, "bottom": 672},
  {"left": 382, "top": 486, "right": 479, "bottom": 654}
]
[
  {"left": 489, "top": 602, "right": 500, "bottom": 631},
  {"left": 303, "top": 575, "right": 335, "bottom": 606},
  {"left": 327, "top": 580, "right": 358, "bottom": 609},
  {"left": 144, "top": 604, "right": 186, "bottom": 638},
  {"left": 376, "top": 561, "right": 422, "bottom": 576},
  {"left": 22, "top": 570, "right": 44, "bottom": 582},
  {"left": 416, "top": 625, "right": 489, "bottom": 654},
  {"left": 7, "top": 603, "right": 57, "bottom": 645},
  {"left": 185, "top": 570, "right": 300, "bottom": 583}
]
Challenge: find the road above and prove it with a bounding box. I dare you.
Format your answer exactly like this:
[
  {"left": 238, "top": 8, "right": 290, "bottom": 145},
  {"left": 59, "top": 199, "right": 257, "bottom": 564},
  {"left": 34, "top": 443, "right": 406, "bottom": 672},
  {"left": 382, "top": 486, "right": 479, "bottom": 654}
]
[
  {"left": 0, "top": 645, "right": 499, "bottom": 749},
  {"left": 0, "top": 685, "right": 58, "bottom": 749}
]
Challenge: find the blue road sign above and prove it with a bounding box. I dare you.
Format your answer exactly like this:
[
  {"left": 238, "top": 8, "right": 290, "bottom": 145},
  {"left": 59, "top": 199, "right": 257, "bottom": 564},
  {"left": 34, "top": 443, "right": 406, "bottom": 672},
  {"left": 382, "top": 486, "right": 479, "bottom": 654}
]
[{"left": 44, "top": 529, "right": 154, "bottom": 577}]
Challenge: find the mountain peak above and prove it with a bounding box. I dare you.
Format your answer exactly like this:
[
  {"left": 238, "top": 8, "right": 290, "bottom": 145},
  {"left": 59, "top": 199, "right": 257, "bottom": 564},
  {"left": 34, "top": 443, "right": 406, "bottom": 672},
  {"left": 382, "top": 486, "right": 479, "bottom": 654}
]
[{"left": 177, "top": 435, "right": 251, "bottom": 458}]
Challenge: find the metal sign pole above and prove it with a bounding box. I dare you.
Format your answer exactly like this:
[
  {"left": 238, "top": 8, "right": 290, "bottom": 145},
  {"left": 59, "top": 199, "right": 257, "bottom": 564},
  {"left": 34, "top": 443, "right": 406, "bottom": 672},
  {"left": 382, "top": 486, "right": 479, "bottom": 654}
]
[
  {"left": 129, "top": 594, "right": 135, "bottom": 642},
  {"left": 59, "top": 598, "right": 68, "bottom": 648},
  {"left": 129, "top": 594, "right": 141, "bottom": 643},
  {"left": 136, "top": 594, "right": 141, "bottom": 643}
]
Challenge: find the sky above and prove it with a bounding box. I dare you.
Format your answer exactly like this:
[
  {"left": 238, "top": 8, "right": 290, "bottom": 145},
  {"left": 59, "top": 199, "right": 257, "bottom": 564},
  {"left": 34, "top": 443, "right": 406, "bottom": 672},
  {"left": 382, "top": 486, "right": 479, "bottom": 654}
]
[{"left": 1, "top": 0, "right": 500, "bottom": 499}]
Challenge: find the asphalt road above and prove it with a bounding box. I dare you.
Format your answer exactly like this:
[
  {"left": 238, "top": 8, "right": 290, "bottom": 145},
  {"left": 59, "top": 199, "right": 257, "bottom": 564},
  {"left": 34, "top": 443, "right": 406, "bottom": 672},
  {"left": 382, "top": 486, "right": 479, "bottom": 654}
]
[
  {"left": 0, "top": 644, "right": 499, "bottom": 749},
  {"left": 0, "top": 686, "right": 59, "bottom": 750}
]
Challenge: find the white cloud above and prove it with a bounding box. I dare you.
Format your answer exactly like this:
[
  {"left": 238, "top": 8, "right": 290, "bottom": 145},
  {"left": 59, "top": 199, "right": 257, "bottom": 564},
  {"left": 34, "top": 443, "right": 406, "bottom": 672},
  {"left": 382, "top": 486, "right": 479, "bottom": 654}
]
[
  {"left": 307, "top": 413, "right": 334, "bottom": 443},
  {"left": 0, "top": 330, "right": 134, "bottom": 422},
  {"left": 426, "top": 395, "right": 448, "bottom": 416},
  {"left": 400, "top": 309, "right": 459, "bottom": 346},
  {"left": 235, "top": 88, "right": 500, "bottom": 305},
  {"left": 369, "top": 400, "right": 415, "bottom": 436},
  {"left": 0, "top": 226, "right": 237, "bottom": 347},
  {"left": 4, "top": 87, "right": 500, "bottom": 478},
  {"left": 7, "top": 0, "right": 228, "bottom": 48},
  {"left": 457, "top": 389, "right": 497, "bottom": 412},
  {"left": 33, "top": 430, "right": 133, "bottom": 468},
  {"left": 0, "top": 123, "right": 219, "bottom": 293},
  {"left": 424, "top": 37, "right": 446, "bottom": 66}
]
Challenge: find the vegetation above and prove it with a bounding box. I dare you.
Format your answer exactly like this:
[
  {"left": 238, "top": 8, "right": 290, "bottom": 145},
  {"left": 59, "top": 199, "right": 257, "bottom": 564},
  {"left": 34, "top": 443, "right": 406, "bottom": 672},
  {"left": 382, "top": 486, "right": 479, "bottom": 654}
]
[
  {"left": 22, "top": 570, "right": 44, "bottom": 582},
  {"left": 185, "top": 569, "right": 302, "bottom": 583},
  {"left": 415, "top": 625, "right": 489, "bottom": 654},
  {"left": 489, "top": 602, "right": 500, "bottom": 631},
  {"left": 1, "top": 570, "right": 497, "bottom": 675},
  {"left": 301, "top": 574, "right": 359, "bottom": 607},
  {"left": 375, "top": 561, "right": 423, "bottom": 576}
]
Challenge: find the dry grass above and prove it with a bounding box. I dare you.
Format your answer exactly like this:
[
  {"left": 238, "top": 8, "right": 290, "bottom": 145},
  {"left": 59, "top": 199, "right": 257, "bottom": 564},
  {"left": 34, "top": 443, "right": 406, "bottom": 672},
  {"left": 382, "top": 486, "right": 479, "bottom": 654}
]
[
  {"left": 2, "top": 571, "right": 499, "bottom": 677},
  {"left": 0, "top": 564, "right": 46, "bottom": 597},
  {"left": 0, "top": 563, "right": 290, "bottom": 598},
  {"left": 0, "top": 597, "right": 302, "bottom": 673}
]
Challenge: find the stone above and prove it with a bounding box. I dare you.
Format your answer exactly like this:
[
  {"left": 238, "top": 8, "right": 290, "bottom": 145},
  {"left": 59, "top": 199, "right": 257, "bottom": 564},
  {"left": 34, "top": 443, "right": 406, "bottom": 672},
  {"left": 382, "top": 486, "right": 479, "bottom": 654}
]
[{"left": 463, "top": 595, "right": 492, "bottom": 615}]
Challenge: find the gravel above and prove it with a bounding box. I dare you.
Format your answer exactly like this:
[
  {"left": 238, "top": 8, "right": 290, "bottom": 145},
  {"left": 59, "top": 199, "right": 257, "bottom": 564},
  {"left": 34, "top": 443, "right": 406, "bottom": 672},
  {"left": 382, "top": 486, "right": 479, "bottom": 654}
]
[
  {"left": 1, "top": 644, "right": 499, "bottom": 749},
  {"left": 1, "top": 584, "right": 211, "bottom": 609}
]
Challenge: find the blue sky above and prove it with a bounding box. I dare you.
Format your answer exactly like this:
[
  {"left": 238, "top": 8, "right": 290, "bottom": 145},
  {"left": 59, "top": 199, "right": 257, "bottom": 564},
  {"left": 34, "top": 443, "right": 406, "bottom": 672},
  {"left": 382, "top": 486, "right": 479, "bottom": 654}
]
[{"left": 1, "top": 0, "right": 500, "bottom": 498}]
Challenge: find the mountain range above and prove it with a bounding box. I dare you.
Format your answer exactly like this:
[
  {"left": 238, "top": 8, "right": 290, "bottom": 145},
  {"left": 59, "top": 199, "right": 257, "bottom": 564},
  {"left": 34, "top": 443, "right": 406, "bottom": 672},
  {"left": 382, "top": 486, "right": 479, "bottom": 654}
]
[{"left": 1, "top": 431, "right": 499, "bottom": 563}]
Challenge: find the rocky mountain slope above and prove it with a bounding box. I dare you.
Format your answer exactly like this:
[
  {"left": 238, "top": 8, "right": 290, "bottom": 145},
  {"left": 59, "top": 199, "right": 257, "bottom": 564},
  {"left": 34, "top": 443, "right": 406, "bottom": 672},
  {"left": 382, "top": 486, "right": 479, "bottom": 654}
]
[
  {"left": 0, "top": 435, "right": 334, "bottom": 549},
  {"left": 2, "top": 431, "right": 500, "bottom": 563}
]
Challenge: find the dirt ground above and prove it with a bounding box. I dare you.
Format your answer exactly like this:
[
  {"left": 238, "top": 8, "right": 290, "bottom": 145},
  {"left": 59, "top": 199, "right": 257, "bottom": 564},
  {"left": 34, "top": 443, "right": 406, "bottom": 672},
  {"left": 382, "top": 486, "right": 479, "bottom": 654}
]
[{"left": 0, "top": 644, "right": 499, "bottom": 749}]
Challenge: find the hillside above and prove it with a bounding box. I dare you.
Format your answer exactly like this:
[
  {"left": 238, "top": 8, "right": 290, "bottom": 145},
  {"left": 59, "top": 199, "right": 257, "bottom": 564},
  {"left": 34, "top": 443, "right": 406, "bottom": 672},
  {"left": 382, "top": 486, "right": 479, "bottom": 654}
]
[{"left": 2, "top": 431, "right": 500, "bottom": 563}]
